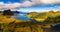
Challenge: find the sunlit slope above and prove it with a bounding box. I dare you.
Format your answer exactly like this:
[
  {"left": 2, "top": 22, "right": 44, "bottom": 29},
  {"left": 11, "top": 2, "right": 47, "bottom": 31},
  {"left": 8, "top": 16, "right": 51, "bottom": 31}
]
[
  {"left": 26, "top": 11, "right": 60, "bottom": 22},
  {"left": 0, "top": 13, "right": 25, "bottom": 23},
  {"left": 0, "top": 13, "right": 51, "bottom": 32}
]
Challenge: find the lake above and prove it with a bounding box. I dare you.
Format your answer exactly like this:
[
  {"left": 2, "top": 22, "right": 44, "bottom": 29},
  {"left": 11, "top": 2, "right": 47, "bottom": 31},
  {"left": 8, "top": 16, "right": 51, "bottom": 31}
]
[
  {"left": 15, "top": 14, "right": 30, "bottom": 20},
  {"left": 11, "top": 13, "right": 49, "bottom": 24},
  {"left": 11, "top": 12, "right": 30, "bottom": 20}
]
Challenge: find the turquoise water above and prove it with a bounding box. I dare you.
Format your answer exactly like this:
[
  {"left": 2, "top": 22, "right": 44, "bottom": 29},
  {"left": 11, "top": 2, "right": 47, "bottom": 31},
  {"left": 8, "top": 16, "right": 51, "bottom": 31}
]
[
  {"left": 16, "top": 14, "right": 30, "bottom": 20},
  {"left": 12, "top": 13, "right": 48, "bottom": 24},
  {"left": 13, "top": 13, "right": 60, "bottom": 30}
]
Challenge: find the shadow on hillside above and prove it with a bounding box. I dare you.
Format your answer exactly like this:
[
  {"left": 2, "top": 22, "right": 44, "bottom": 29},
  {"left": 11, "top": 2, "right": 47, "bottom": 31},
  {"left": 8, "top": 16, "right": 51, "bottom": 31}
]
[
  {"left": 0, "top": 20, "right": 60, "bottom": 32},
  {"left": 0, "top": 21, "right": 43, "bottom": 32}
]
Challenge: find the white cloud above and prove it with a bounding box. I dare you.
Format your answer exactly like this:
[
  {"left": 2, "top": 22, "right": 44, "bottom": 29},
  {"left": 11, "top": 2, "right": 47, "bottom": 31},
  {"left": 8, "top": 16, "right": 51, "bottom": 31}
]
[
  {"left": 0, "top": 2, "right": 21, "bottom": 11},
  {"left": 40, "top": 0, "right": 60, "bottom": 4},
  {"left": 21, "top": 1, "right": 33, "bottom": 7},
  {"left": 0, "top": 0, "right": 60, "bottom": 11}
]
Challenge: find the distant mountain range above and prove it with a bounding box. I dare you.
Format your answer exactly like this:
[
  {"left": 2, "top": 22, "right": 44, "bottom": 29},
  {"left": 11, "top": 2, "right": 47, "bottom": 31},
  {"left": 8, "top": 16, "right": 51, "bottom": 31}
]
[
  {"left": 0, "top": 10, "right": 29, "bottom": 14},
  {"left": 12, "top": 11, "right": 29, "bottom": 14}
]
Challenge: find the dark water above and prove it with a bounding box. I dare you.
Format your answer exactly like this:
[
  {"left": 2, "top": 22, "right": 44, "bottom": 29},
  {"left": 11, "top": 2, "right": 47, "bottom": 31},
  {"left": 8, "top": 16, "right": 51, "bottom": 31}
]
[
  {"left": 51, "top": 24, "right": 60, "bottom": 30},
  {"left": 12, "top": 13, "right": 60, "bottom": 30}
]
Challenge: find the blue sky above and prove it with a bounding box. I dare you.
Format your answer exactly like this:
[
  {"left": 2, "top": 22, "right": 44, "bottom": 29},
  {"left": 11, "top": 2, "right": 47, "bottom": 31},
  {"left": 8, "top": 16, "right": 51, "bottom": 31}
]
[
  {"left": 0, "top": 0, "right": 60, "bottom": 12},
  {"left": 0, "top": 0, "right": 20, "bottom": 3},
  {"left": 18, "top": 4, "right": 60, "bottom": 12}
]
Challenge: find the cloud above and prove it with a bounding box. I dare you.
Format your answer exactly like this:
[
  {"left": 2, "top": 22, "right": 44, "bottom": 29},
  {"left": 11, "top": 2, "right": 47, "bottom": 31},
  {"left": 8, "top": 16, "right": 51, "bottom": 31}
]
[
  {"left": 40, "top": 0, "right": 60, "bottom": 4},
  {"left": 0, "top": 0, "right": 60, "bottom": 11},
  {"left": 21, "top": 1, "right": 33, "bottom": 7},
  {"left": 0, "top": 2, "right": 22, "bottom": 11}
]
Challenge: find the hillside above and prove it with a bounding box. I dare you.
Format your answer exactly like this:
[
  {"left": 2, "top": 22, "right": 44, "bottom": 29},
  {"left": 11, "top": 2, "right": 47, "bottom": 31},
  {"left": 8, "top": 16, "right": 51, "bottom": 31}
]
[
  {"left": 0, "top": 11, "right": 60, "bottom": 32},
  {"left": 26, "top": 11, "right": 60, "bottom": 22},
  {"left": 0, "top": 12, "right": 53, "bottom": 32}
]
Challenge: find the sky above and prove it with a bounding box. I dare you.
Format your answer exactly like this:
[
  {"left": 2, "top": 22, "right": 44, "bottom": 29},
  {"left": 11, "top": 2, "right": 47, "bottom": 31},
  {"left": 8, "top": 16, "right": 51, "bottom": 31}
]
[{"left": 0, "top": 0, "right": 60, "bottom": 12}]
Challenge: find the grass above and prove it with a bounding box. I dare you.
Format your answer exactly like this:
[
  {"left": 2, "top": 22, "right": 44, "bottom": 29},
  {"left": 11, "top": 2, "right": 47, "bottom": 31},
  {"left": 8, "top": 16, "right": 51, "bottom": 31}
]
[
  {"left": 26, "top": 11, "right": 60, "bottom": 22},
  {"left": 0, "top": 13, "right": 45, "bottom": 32},
  {"left": 0, "top": 11, "right": 60, "bottom": 32}
]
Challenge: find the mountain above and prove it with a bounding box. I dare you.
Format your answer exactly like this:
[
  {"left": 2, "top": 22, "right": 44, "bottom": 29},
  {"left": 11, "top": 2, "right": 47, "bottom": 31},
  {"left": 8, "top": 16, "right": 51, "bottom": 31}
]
[
  {"left": 12, "top": 11, "right": 20, "bottom": 13},
  {"left": 19, "top": 12, "right": 29, "bottom": 14}
]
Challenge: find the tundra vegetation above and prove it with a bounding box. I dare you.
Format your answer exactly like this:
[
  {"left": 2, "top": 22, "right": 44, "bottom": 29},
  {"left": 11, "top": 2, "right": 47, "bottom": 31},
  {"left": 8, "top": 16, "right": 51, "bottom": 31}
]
[{"left": 0, "top": 10, "right": 60, "bottom": 32}]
